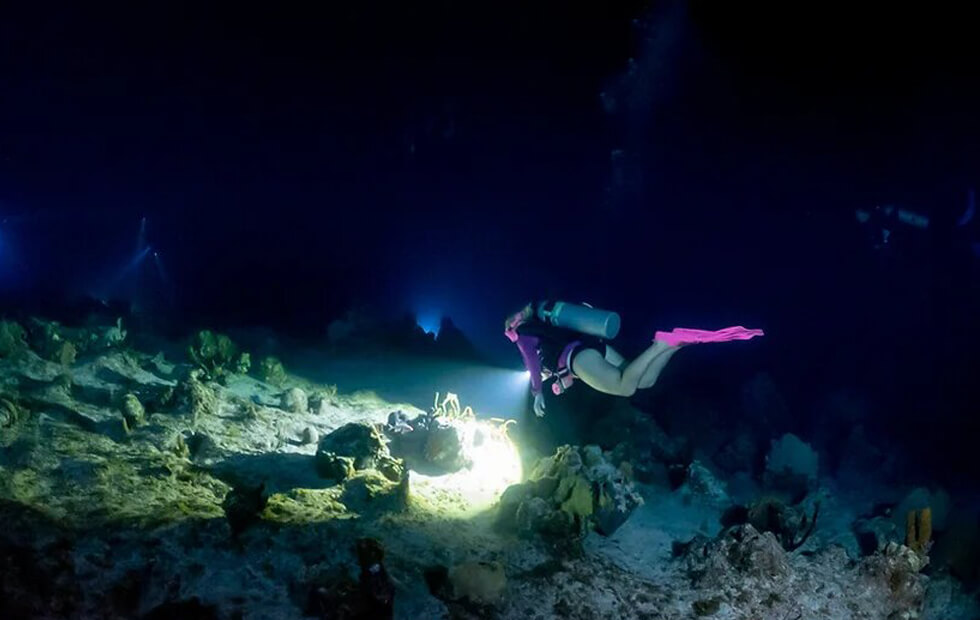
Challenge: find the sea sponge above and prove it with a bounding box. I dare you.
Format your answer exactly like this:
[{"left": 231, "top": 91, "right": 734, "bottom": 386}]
[{"left": 906, "top": 507, "right": 932, "bottom": 555}]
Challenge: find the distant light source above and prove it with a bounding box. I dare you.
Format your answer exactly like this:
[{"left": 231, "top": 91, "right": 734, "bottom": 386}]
[{"left": 416, "top": 311, "right": 442, "bottom": 337}]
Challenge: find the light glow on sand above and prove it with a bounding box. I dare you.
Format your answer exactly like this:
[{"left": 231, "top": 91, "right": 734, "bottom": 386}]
[{"left": 410, "top": 418, "right": 522, "bottom": 515}]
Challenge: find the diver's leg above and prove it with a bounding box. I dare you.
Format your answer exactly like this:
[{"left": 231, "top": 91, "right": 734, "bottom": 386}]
[
  {"left": 637, "top": 344, "right": 680, "bottom": 389},
  {"left": 572, "top": 341, "right": 670, "bottom": 397},
  {"left": 604, "top": 345, "right": 626, "bottom": 369}
]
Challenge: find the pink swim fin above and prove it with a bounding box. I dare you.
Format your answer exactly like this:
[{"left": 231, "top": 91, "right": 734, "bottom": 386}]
[{"left": 654, "top": 326, "right": 764, "bottom": 346}]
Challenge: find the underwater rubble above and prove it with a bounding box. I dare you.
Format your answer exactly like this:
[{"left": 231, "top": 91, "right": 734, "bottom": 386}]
[{"left": 0, "top": 316, "right": 978, "bottom": 618}]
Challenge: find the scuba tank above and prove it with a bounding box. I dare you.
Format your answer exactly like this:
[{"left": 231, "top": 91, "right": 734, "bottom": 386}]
[{"left": 536, "top": 301, "right": 621, "bottom": 340}]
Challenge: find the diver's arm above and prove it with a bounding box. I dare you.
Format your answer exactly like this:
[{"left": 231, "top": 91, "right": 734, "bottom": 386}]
[{"left": 514, "top": 334, "right": 544, "bottom": 396}]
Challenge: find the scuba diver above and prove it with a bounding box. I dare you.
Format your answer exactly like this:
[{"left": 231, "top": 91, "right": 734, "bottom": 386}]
[
  {"left": 506, "top": 300, "right": 763, "bottom": 417},
  {"left": 855, "top": 190, "right": 980, "bottom": 266},
  {"left": 855, "top": 204, "right": 931, "bottom": 252}
]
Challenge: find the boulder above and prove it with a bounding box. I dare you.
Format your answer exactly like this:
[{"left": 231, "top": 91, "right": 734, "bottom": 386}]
[
  {"left": 308, "top": 389, "right": 337, "bottom": 416},
  {"left": 315, "top": 422, "right": 405, "bottom": 486},
  {"left": 422, "top": 424, "right": 469, "bottom": 472},
  {"left": 341, "top": 470, "right": 408, "bottom": 514},
  {"left": 300, "top": 426, "right": 319, "bottom": 445},
  {"left": 120, "top": 393, "right": 145, "bottom": 430},
  {"left": 317, "top": 423, "right": 387, "bottom": 470},
  {"left": 859, "top": 543, "right": 929, "bottom": 614},
  {"left": 448, "top": 561, "right": 507, "bottom": 607},
  {"left": 682, "top": 460, "right": 731, "bottom": 508},
  {"left": 280, "top": 387, "right": 309, "bottom": 414},
  {"left": 684, "top": 525, "right": 791, "bottom": 587},
  {"left": 317, "top": 453, "right": 356, "bottom": 482}
]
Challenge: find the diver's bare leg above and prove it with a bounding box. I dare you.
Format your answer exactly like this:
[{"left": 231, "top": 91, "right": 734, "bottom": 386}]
[
  {"left": 637, "top": 345, "right": 680, "bottom": 389},
  {"left": 572, "top": 341, "right": 672, "bottom": 397},
  {"left": 604, "top": 345, "right": 626, "bottom": 369}
]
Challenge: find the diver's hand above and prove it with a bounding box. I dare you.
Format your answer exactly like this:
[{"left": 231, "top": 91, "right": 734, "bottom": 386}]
[{"left": 533, "top": 392, "right": 547, "bottom": 417}]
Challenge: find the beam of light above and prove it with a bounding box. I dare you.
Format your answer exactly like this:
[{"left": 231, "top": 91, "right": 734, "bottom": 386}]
[
  {"left": 120, "top": 245, "right": 152, "bottom": 278},
  {"left": 137, "top": 216, "right": 148, "bottom": 252},
  {"left": 153, "top": 251, "right": 170, "bottom": 286},
  {"left": 154, "top": 251, "right": 176, "bottom": 305},
  {"left": 101, "top": 245, "right": 153, "bottom": 295},
  {"left": 417, "top": 365, "right": 531, "bottom": 420}
]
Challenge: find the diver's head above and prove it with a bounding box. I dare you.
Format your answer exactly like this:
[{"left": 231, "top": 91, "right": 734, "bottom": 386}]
[{"left": 504, "top": 303, "right": 533, "bottom": 341}]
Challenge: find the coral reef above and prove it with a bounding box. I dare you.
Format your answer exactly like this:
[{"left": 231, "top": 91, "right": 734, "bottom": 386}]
[
  {"left": 723, "top": 495, "right": 820, "bottom": 551},
  {"left": 0, "top": 320, "right": 28, "bottom": 358},
  {"left": 0, "top": 392, "right": 26, "bottom": 428},
  {"left": 680, "top": 460, "right": 730, "bottom": 507},
  {"left": 496, "top": 445, "right": 642, "bottom": 545},
  {"left": 55, "top": 341, "right": 77, "bottom": 367},
  {"left": 233, "top": 351, "right": 251, "bottom": 375},
  {"left": 861, "top": 542, "right": 930, "bottom": 615},
  {"left": 0, "top": 315, "right": 976, "bottom": 619},
  {"left": 186, "top": 330, "right": 242, "bottom": 379},
  {"left": 677, "top": 525, "right": 931, "bottom": 618},
  {"left": 258, "top": 355, "right": 288, "bottom": 387},
  {"left": 386, "top": 397, "right": 475, "bottom": 475},
  {"left": 178, "top": 370, "right": 219, "bottom": 425},
  {"left": 24, "top": 317, "right": 127, "bottom": 363}
]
